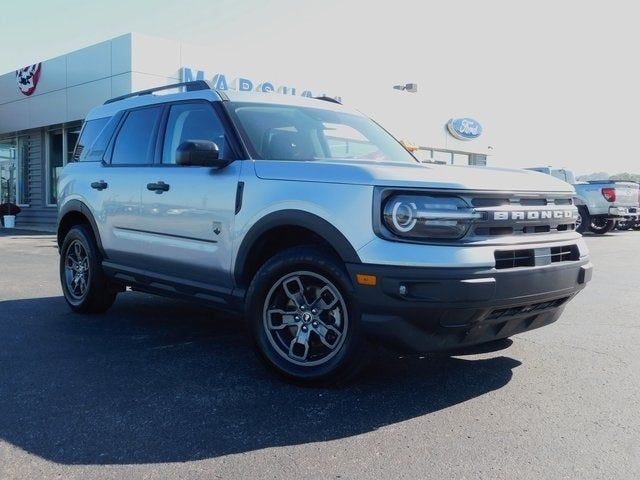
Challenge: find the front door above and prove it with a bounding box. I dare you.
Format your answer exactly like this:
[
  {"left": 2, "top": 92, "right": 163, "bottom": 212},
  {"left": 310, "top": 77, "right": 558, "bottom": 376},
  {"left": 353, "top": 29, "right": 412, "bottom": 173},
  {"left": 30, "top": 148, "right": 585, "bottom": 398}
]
[{"left": 137, "top": 101, "right": 241, "bottom": 289}]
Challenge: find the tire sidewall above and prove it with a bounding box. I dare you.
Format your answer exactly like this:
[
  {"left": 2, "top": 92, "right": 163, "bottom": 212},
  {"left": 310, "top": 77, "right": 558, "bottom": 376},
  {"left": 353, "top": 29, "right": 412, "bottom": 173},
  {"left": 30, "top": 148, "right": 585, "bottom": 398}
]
[
  {"left": 246, "top": 247, "right": 364, "bottom": 383},
  {"left": 59, "top": 225, "right": 105, "bottom": 310}
]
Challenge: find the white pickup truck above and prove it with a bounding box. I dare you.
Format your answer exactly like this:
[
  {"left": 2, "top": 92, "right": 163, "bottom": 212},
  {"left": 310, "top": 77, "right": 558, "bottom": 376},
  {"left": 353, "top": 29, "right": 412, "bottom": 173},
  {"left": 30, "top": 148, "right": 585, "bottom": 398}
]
[{"left": 526, "top": 167, "right": 640, "bottom": 234}]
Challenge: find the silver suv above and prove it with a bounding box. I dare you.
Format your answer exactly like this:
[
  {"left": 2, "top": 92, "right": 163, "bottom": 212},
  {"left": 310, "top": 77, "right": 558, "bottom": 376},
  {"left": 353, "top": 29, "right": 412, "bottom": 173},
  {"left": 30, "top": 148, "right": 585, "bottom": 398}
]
[{"left": 57, "top": 81, "right": 592, "bottom": 384}]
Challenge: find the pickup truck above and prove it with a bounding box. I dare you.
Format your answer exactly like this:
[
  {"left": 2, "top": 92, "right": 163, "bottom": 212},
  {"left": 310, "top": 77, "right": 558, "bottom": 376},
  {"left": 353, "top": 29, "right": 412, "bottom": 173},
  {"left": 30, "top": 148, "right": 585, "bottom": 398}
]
[{"left": 526, "top": 167, "right": 640, "bottom": 234}]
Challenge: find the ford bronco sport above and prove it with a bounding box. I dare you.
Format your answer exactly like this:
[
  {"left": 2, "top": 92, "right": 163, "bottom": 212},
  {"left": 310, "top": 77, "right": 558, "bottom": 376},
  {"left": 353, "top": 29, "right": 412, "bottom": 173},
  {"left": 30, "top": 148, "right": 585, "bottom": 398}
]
[{"left": 57, "top": 81, "right": 592, "bottom": 383}]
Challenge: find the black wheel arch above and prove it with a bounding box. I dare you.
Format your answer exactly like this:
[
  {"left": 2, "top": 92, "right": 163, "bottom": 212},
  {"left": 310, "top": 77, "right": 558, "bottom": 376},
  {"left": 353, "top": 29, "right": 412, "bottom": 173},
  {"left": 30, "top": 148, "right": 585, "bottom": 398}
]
[
  {"left": 57, "top": 200, "right": 106, "bottom": 257},
  {"left": 234, "top": 210, "right": 361, "bottom": 288}
]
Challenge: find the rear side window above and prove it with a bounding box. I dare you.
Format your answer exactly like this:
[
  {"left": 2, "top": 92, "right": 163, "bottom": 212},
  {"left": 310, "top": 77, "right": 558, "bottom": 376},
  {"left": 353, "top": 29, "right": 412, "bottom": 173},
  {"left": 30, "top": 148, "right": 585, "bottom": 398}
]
[
  {"left": 73, "top": 118, "right": 109, "bottom": 161},
  {"left": 111, "top": 107, "right": 162, "bottom": 165},
  {"left": 162, "top": 103, "right": 230, "bottom": 164}
]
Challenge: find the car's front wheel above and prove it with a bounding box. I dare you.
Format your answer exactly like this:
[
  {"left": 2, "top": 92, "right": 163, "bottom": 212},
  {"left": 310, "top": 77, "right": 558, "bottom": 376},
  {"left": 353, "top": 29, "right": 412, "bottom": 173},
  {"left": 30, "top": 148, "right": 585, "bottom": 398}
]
[
  {"left": 60, "top": 225, "right": 117, "bottom": 313},
  {"left": 246, "top": 246, "right": 368, "bottom": 385}
]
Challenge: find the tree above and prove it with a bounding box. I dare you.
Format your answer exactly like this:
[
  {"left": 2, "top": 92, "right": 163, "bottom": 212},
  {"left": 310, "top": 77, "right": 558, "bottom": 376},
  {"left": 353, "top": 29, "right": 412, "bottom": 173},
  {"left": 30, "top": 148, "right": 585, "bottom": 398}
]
[{"left": 576, "top": 172, "right": 640, "bottom": 182}]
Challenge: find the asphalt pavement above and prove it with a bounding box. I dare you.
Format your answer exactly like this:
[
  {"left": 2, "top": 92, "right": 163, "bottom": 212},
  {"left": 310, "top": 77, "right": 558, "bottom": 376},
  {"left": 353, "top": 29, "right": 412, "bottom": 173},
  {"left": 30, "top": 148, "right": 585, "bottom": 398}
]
[{"left": 0, "top": 228, "right": 638, "bottom": 479}]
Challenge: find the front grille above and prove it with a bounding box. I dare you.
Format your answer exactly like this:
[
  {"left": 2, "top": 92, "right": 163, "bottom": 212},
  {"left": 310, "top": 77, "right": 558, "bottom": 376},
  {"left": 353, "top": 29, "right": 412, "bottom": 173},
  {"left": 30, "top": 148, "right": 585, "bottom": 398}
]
[
  {"left": 468, "top": 194, "right": 577, "bottom": 238},
  {"left": 471, "top": 197, "right": 572, "bottom": 207},
  {"left": 474, "top": 223, "right": 575, "bottom": 236},
  {"left": 471, "top": 198, "right": 511, "bottom": 207},
  {"left": 494, "top": 244, "right": 580, "bottom": 269},
  {"left": 486, "top": 297, "right": 570, "bottom": 321}
]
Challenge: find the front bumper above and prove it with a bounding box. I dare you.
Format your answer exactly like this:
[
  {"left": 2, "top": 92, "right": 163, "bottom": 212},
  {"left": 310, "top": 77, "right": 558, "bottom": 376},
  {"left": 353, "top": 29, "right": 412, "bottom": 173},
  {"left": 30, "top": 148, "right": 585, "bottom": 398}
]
[{"left": 346, "top": 259, "right": 592, "bottom": 353}]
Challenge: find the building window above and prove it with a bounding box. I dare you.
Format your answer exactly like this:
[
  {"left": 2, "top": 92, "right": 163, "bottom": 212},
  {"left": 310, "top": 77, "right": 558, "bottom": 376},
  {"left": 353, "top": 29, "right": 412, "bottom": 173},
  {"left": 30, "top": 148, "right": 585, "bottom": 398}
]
[
  {"left": 0, "top": 137, "right": 29, "bottom": 205},
  {"left": 432, "top": 150, "right": 453, "bottom": 164},
  {"left": 453, "top": 153, "right": 470, "bottom": 165},
  {"left": 18, "top": 138, "right": 29, "bottom": 205},
  {"left": 469, "top": 154, "right": 487, "bottom": 166},
  {"left": 47, "top": 130, "right": 63, "bottom": 205},
  {"left": 47, "top": 125, "right": 81, "bottom": 205},
  {"left": 66, "top": 127, "right": 81, "bottom": 163}
]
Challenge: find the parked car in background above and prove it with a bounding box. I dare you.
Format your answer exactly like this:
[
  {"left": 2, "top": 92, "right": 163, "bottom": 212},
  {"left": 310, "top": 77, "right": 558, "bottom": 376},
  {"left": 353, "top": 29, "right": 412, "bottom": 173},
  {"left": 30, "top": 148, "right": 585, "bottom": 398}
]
[
  {"left": 616, "top": 217, "right": 640, "bottom": 231},
  {"left": 526, "top": 167, "right": 640, "bottom": 234}
]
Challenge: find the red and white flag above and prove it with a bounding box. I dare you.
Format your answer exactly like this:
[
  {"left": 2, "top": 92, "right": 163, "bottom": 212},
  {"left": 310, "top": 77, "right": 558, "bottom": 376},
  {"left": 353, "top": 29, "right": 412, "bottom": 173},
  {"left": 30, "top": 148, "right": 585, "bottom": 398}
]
[{"left": 16, "top": 63, "right": 42, "bottom": 96}]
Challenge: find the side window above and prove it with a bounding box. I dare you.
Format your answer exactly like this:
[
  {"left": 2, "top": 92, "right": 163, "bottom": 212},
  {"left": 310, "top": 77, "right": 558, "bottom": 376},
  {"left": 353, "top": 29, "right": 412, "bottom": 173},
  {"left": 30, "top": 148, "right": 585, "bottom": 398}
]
[
  {"left": 73, "top": 118, "right": 109, "bottom": 161},
  {"left": 111, "top": 107, "right": 162, "bottom": 165},
  {"left": 162, "top": 103, "right": 229, "bottom": 164}
]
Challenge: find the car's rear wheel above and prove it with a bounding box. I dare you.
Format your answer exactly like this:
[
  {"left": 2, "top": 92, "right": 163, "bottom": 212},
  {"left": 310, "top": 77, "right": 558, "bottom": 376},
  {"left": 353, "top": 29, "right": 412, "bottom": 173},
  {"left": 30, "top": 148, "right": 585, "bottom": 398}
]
[
  {"left": 246, "top": 246, "right": 368, "bottom": 385},
  {"left": 589, "top": 218, "right": 616, "bottom": 234},
  {"left": 60, "top": 225, "right": 117, "bottom": 313}
]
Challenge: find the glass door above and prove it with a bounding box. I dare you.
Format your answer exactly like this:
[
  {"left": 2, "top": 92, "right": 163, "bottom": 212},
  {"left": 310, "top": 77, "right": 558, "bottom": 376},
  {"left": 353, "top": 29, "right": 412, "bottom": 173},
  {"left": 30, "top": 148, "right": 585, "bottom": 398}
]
[{"left": 0, "top": 138, "right": 17, "bottom": 204}]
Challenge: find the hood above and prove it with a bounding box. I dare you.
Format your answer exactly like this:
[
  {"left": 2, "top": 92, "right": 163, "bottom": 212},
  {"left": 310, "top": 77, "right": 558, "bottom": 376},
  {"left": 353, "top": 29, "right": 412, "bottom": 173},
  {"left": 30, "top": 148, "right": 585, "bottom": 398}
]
[{"left": 253, "top": 160, "right": 575, "bottom": 194}]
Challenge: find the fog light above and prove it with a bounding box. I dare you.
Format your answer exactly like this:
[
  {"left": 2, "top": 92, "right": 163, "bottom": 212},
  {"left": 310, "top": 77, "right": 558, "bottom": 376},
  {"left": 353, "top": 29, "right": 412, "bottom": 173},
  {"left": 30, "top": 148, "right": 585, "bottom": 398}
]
[{"left": 399, "top": 284, "right": 408, "bottom": 296}]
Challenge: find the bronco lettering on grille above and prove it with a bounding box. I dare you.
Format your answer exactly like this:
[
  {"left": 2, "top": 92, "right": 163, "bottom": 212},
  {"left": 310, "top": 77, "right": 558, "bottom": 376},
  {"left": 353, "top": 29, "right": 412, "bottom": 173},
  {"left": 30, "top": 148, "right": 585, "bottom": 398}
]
[{"left": 493, "top": 210, "right": 576, "bottom": 221}]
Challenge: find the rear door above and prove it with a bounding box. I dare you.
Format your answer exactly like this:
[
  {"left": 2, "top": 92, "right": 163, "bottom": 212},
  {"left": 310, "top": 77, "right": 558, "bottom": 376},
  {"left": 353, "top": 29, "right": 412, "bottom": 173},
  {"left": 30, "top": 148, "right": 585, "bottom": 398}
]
[
  {"left": 97, "top": 105, "right": 164, "bottom": 268},
  {"left": 137, "top": 100, "right": 241, "bottom": 288}
]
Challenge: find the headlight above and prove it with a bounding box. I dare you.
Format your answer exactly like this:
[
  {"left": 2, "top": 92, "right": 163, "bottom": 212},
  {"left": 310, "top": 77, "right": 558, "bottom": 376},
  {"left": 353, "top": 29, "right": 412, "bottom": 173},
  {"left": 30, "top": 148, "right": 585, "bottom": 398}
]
[{"left": 382, "top": 194, "right": 481, "bottom": 240}]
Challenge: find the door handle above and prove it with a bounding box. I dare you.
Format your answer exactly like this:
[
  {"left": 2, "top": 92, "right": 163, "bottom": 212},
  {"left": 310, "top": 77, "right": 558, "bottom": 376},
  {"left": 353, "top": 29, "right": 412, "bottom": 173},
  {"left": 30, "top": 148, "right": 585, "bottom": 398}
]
[
  {"left": 147, "top": 181, "right": 170, "bottom": 194},
  {"left": 91, "top": 180, "right": 108, "bottom": 191}
]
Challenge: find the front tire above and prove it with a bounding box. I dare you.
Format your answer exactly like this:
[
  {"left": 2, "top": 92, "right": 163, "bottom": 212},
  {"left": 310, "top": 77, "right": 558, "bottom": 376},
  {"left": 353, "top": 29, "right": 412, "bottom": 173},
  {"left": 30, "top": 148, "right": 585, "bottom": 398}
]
[
  {"left": 246, "top": 246, "right": 368, "bottom": 385},
  {"left": 60, "top": 225, "right": 117, "bottom": 313}
]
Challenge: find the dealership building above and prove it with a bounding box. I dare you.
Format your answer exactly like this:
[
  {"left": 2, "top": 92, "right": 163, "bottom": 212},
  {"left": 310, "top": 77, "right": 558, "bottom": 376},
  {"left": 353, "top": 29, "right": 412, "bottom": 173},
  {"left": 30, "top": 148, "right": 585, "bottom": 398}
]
[{"left": 0, "top": 33, "right": 491, "bottom": 229}]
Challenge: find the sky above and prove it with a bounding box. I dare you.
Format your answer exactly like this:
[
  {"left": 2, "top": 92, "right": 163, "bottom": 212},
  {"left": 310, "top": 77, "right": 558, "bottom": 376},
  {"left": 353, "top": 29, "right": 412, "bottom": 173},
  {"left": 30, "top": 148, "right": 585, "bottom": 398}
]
[{"left": 0, "top": 0, "right": 638, "bottom": 175}]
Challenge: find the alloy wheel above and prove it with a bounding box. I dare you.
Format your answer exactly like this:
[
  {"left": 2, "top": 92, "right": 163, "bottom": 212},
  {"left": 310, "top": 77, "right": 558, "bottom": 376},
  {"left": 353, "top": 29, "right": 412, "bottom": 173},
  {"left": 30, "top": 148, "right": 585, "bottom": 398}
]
[
  {"left": 263, "top": 271, "right": 348, "bottom": 367},
  {"left": 64, "top": 240, "right": 90, "bottom": 300}
]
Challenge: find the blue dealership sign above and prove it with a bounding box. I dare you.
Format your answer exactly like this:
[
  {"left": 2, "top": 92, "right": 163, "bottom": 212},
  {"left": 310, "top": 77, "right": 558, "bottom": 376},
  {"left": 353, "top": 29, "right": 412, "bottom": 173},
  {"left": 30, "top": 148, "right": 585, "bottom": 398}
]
[
  {"left": 180, "top": 67, "right": 341, "bottom": 102},
  {"left": 447, "top": 118, "right": 483, "bottom": 141}
]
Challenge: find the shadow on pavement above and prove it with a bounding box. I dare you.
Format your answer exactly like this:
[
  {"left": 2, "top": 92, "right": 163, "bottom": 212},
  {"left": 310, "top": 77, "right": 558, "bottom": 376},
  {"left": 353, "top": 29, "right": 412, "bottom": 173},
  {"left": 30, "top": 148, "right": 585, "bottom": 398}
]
[{"left": 0, "top": 293, "right": 521, "bottom": 465}]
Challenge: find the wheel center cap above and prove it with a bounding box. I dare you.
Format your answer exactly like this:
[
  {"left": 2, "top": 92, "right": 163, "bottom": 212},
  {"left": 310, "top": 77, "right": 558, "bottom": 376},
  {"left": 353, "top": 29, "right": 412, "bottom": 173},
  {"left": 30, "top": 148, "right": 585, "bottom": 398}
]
[{"left": 302, "top": 312, "right": 313, "bottom": 324}]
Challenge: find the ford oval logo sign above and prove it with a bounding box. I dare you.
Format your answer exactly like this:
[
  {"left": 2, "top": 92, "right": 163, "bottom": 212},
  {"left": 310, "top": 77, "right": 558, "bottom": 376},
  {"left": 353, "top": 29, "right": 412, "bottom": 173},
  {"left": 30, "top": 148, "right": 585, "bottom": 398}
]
[{"left": 447, "top": 117, "right": 483, "bottom": 141}]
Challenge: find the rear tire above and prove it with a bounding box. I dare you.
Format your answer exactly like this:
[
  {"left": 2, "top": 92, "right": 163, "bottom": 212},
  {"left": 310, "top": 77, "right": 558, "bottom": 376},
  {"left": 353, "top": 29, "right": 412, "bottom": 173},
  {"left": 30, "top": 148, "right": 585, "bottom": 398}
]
[
  {"left": 589, "top": 218, "right": 616, "bottom": 234},
  {"left": 60, "top": 225, "right": 117, "bottom": 314},
  {"left": 246, "top": 246, "right": 369, "bottom": 385}
]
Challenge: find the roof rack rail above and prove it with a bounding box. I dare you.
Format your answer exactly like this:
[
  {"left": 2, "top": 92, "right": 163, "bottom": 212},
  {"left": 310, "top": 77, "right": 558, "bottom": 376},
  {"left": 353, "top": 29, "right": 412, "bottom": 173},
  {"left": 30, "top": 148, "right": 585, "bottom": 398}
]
[
  {"left": 104, "top": 80, "right": 211, "bottom": 105},
  {"left": 313, "top": 96, "right": 342, "bottom": 105}
]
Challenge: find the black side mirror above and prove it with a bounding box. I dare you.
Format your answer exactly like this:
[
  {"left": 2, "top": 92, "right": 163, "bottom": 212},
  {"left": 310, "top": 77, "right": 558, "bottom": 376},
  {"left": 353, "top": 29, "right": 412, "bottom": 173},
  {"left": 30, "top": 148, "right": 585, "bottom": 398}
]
[{"left": 175, "top": 140, "right": 230, "bottom": 168}]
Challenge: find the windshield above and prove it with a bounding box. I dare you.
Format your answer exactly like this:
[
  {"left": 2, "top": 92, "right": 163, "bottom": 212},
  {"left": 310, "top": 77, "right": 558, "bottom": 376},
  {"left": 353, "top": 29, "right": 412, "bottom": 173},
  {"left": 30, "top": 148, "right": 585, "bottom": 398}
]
[{"left": 226, "top": 102, "right": 417, "bottom": 164}]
